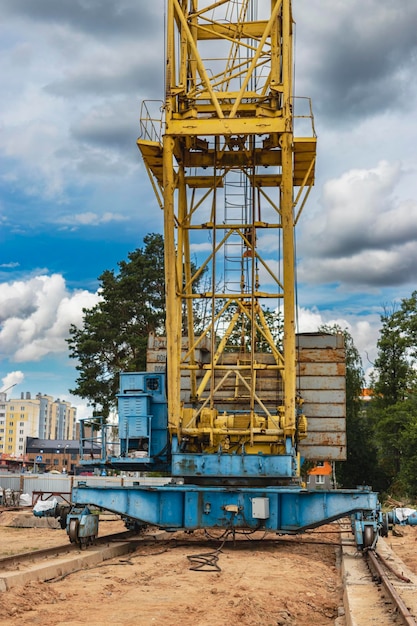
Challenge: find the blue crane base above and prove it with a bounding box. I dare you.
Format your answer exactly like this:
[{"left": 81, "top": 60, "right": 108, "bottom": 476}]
[{"left": 71, "top": 482, "right": 379, "bottom": 541}]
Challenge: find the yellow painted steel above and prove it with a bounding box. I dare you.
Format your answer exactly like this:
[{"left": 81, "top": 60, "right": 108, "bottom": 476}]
[{"left": 138, "top": 0, "right": 316, "bottom": 455}]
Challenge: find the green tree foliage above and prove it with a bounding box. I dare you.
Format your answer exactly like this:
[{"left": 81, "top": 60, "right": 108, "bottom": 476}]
[
  {"left": 319, "top": 325, "right": 383, "bottom": 490},
  {"left": 367, "top": 395, "right": 417, "bottom": 498},
  {"left": 372, "top": 307, "right": 413, "bottom": 406},
  {"left": 369, "top": 292, "right": 417, "bottom": 496},
  {"left": 67, "top": 234, "right": 165, "bottom": 417},
  {"left": 397, "top": 396, "right": 417, "bottom": 498},
  {"left": 223, "top": 306, "right": 283, "bottom": 353}
]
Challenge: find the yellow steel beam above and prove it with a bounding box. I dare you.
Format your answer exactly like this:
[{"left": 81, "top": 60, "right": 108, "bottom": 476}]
[
  {"left": 140, "top": 0, "right": 317, "bottom": 451},
  {"left": 194, "top": 20, "right": 268, "bottom": 40}
]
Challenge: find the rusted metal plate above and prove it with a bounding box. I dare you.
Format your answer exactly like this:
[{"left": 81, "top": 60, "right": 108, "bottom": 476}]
[
  {"left": 296, "top": 332, "right": 344, "bottom": 349},
  {"left": 304, "top": 403, "right": 345, "bottom": 417},
  {"left": 297, "top": 348, "right": 345, "bottom": 363},
  {"left": 299, "top": 431, "right": 346, "bottom": 446},
  {"left": 297, "top": 375, "right": 345, "bottom": 390},
  {"left": 306, "top": 417, "right": 345, "bottom": 432},
  {"left": 299, "top": 445, "right": 346, "bottom": 459},
  {"left": 298, "top": 362, "right": 346, "bottom": 376},
  {"left": 300, "top": 389, "right": 345, "bottom": 403},
  {"left": 296, "top": 333, "right": 346, "bottom": 460}
]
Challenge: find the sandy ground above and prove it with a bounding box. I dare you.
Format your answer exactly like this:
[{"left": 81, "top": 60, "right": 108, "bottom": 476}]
[
  {"left": 384, "top": 523, "right": 417, "bottom": 574},
  {"left": 0, "top": 509, "right": 416, "bottom": 626}
]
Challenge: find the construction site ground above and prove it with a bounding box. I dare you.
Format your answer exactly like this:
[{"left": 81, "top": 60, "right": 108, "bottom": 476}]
[{"left": 0, "top": 509, "right": 416, "bottom": 626}]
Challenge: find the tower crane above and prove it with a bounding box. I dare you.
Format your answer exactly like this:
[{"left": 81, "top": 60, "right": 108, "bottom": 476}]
[{"left": 36, "top": 0, "right": 397, "bottom": 549}]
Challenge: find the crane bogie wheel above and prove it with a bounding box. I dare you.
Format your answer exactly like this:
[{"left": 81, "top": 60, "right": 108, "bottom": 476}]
[
  {"left": 363, "top": 525, "right": 375, "bottom": 548},
  {"left": 68, "top": 519, "right": 79, "bottom": 544}
]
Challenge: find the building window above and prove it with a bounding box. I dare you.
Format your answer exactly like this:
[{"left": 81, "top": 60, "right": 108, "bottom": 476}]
[
  {"left": 8, "top": 437, "right": 13, "bottom": 442},
  {"left": 8, "top": 430, "right": 13, "bottom": 435},
  {"left": 315, "top": 475, "right": 325, "bottom": 485},
  {"left": 53, "top": 459, "right": 59, "bottom": 466}
]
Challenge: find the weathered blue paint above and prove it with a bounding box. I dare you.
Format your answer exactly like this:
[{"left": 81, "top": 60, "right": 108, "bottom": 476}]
[
  {"left": 71, "top": 482, "right": 378, "bottom": 534},
  {"left": 73, "top": 371, "right": 382, "bottom": 546},
  {"left": 171, "top": 445, "right": 296, "bottom": 479}
]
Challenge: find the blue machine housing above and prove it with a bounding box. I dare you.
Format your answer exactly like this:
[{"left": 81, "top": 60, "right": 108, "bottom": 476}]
[
  {"left": 171, "top": 435, "right": 297, "bottom": 483},
  {"left": 117, "top": 372, "right": 169, "bottom": 467},
  {"left": 79, "top": 372, "right": 170, "bottom": 473}
]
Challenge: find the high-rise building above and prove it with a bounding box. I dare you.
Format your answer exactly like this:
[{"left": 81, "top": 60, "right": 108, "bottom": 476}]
[{"left": 0, "top": 391, "right": 77, "bottom": 458}]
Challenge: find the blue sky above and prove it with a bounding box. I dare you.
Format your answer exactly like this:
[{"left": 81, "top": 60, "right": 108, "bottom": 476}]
[{"left": 1, "top": 0, "right": 417, "bottom": 418}]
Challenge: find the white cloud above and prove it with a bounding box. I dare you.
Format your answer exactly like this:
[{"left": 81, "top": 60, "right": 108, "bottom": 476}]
[
  {"left": 190, "top": 242, "right": 214, "bottom": 253},
  {"left": 56, "top": 211, "right": 129, "bottom": 227},
  {"left": 299, "top": 161, "right": 417, "bottom": 287},
  {"left": 0, "top": 274, "right": 101, "bottom": 362},
  {"left": 1, "top": 371, "right": 25, "bottom": 393},
  {"left": 296, "top": 307, "right": 324, "bottom": 332},
  {"left": 296, "top": 306, "right": 381, "bottom": 381}
]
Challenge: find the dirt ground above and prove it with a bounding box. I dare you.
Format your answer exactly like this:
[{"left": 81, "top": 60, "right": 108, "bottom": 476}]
[{"left": 0, "top": 509, "right": 416, "bottom": 626}]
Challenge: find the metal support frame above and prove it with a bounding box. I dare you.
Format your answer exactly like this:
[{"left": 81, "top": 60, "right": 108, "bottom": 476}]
[
  {"left": 137, "top": 0, "right": 317, "bottom": 471},
  {"left": 72, "top": 482, "right": 378, "bottom": 538}
]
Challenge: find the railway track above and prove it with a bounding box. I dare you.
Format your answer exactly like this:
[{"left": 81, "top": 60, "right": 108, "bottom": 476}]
[
  {"left": 341, "top": 531, "right": 417, "bottom": 626},
  {"left": 0, "top": 529, "right": 142, "bottom": 592},
  {"left": 1, "top": 520, "right": 417, "bottom": 626}
]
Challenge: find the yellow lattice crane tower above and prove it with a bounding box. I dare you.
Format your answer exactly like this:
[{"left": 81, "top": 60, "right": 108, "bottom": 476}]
[
  {"left": 138, "top": 0, "right": 316, "bottom": 480},
  {"left": 60, "top": 0, "right": 381, "bottom": 549}
]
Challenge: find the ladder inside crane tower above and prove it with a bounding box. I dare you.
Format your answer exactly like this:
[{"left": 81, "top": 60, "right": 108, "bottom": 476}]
[{"left": 137, "top": 0, "right": 316, "bottom": 465}]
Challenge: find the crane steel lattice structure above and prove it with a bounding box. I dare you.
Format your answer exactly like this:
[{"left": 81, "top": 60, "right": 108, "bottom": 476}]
[
  {"left": 42, "top": 1, "right": 386, "bottom": 549},
  {"left": 138, "top": 0, "right": 316, "bottom": 478}
]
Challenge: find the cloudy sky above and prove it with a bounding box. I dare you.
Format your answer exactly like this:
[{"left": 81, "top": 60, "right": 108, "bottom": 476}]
[{"left": 1, "top": 0, "right": 417, "bottom": 418}]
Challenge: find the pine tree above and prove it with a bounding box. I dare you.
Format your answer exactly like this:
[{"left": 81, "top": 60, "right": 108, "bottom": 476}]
[{"left": 67, "top": 234, "right": 165, "bottom": 417}]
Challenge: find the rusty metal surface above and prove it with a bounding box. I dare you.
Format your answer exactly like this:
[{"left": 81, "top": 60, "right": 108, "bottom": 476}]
[{"left": 297, "top": 334, "right": 346, "bottom": 460}]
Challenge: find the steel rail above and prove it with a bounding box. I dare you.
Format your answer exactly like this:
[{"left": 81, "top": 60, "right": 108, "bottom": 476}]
[
  {"left": 0, "top": 527, "right": 342, "bottom": 572},
  {"left": 0, "top": 529, "right": 135, "bottom": 568},
  {"left": 367, "top": 549, "right": 417, "bottom": 626}
]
